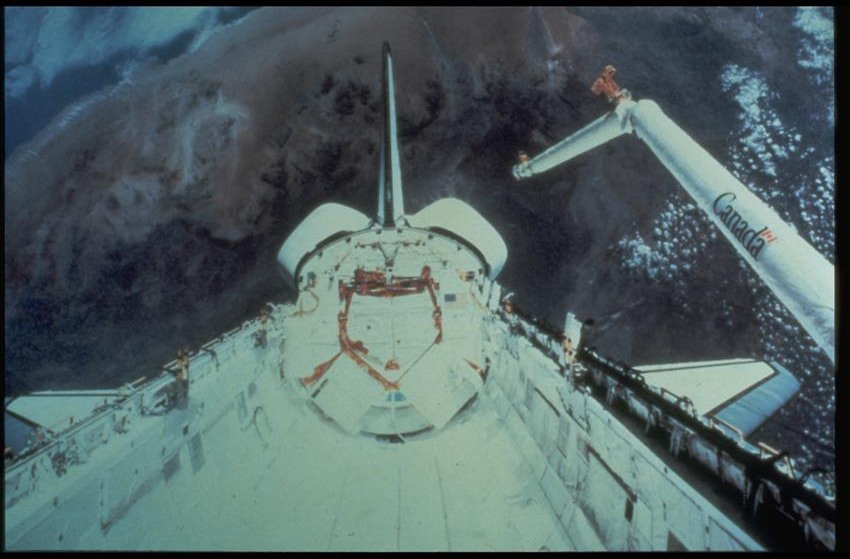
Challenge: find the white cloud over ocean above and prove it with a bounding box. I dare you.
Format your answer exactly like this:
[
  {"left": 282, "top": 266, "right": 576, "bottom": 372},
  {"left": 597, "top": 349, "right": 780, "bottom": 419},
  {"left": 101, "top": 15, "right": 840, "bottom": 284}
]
[{"left": 4, "top": 7, "right": 244, "bottom": 98}]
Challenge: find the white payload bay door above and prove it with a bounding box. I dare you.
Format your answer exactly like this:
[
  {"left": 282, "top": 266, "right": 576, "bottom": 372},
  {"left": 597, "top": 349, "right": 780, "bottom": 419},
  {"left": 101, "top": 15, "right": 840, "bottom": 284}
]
[
  {"left": 6, "top": 390, "right": 124, "bottom": 433},
  {"left": 634, "top": 358, "right": 800, "bottom": 437}
]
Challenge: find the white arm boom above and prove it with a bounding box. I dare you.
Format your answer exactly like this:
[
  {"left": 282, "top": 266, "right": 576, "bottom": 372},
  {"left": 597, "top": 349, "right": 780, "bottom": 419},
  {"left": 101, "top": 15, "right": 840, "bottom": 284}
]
[{"left": 513, "top": 98, "right": 834, "bottom": 364}]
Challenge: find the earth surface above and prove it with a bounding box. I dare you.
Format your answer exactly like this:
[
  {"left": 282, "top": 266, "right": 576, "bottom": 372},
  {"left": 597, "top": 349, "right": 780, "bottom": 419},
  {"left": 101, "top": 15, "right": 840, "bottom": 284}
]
[{"left": 4, "top": 7, "right": 834, "bottom": 476}]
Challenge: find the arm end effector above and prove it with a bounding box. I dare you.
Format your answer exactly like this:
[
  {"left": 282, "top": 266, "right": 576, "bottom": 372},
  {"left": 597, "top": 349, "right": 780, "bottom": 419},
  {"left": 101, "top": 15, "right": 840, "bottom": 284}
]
[
  {"left": 512, "top": 65, "right": 631, "bottom": 181},
  {"left": 513, "top": 151, "right": 533, "bottom": 180}
]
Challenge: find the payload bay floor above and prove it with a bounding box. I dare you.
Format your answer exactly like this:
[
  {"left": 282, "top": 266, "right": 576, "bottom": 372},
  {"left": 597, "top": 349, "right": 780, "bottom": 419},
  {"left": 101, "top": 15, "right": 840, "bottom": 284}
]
[{"left": 78, "top": 381, "right": 575, "bottom": 551}]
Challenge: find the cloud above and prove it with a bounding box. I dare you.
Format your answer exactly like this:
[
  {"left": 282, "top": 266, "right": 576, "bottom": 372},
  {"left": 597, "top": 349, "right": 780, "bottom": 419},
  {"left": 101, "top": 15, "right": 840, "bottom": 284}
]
[
  {"left": 4, "top": 7, "right": 47, "bottom": 65},
  {"left": 793, "top": 7, "right": 833, "bottom": 75},
  {"left": 793, "top": 7, "right": 834, "bottom": 123},
  {"left": 4, "top": 7, "right": 232, "bottom": 98}
]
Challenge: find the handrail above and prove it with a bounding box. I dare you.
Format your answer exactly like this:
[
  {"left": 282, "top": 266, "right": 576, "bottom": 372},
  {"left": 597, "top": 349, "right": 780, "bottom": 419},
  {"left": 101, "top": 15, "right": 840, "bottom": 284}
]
[{"left": 577, "top": 345, "right": 835, "bottom": 525}]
